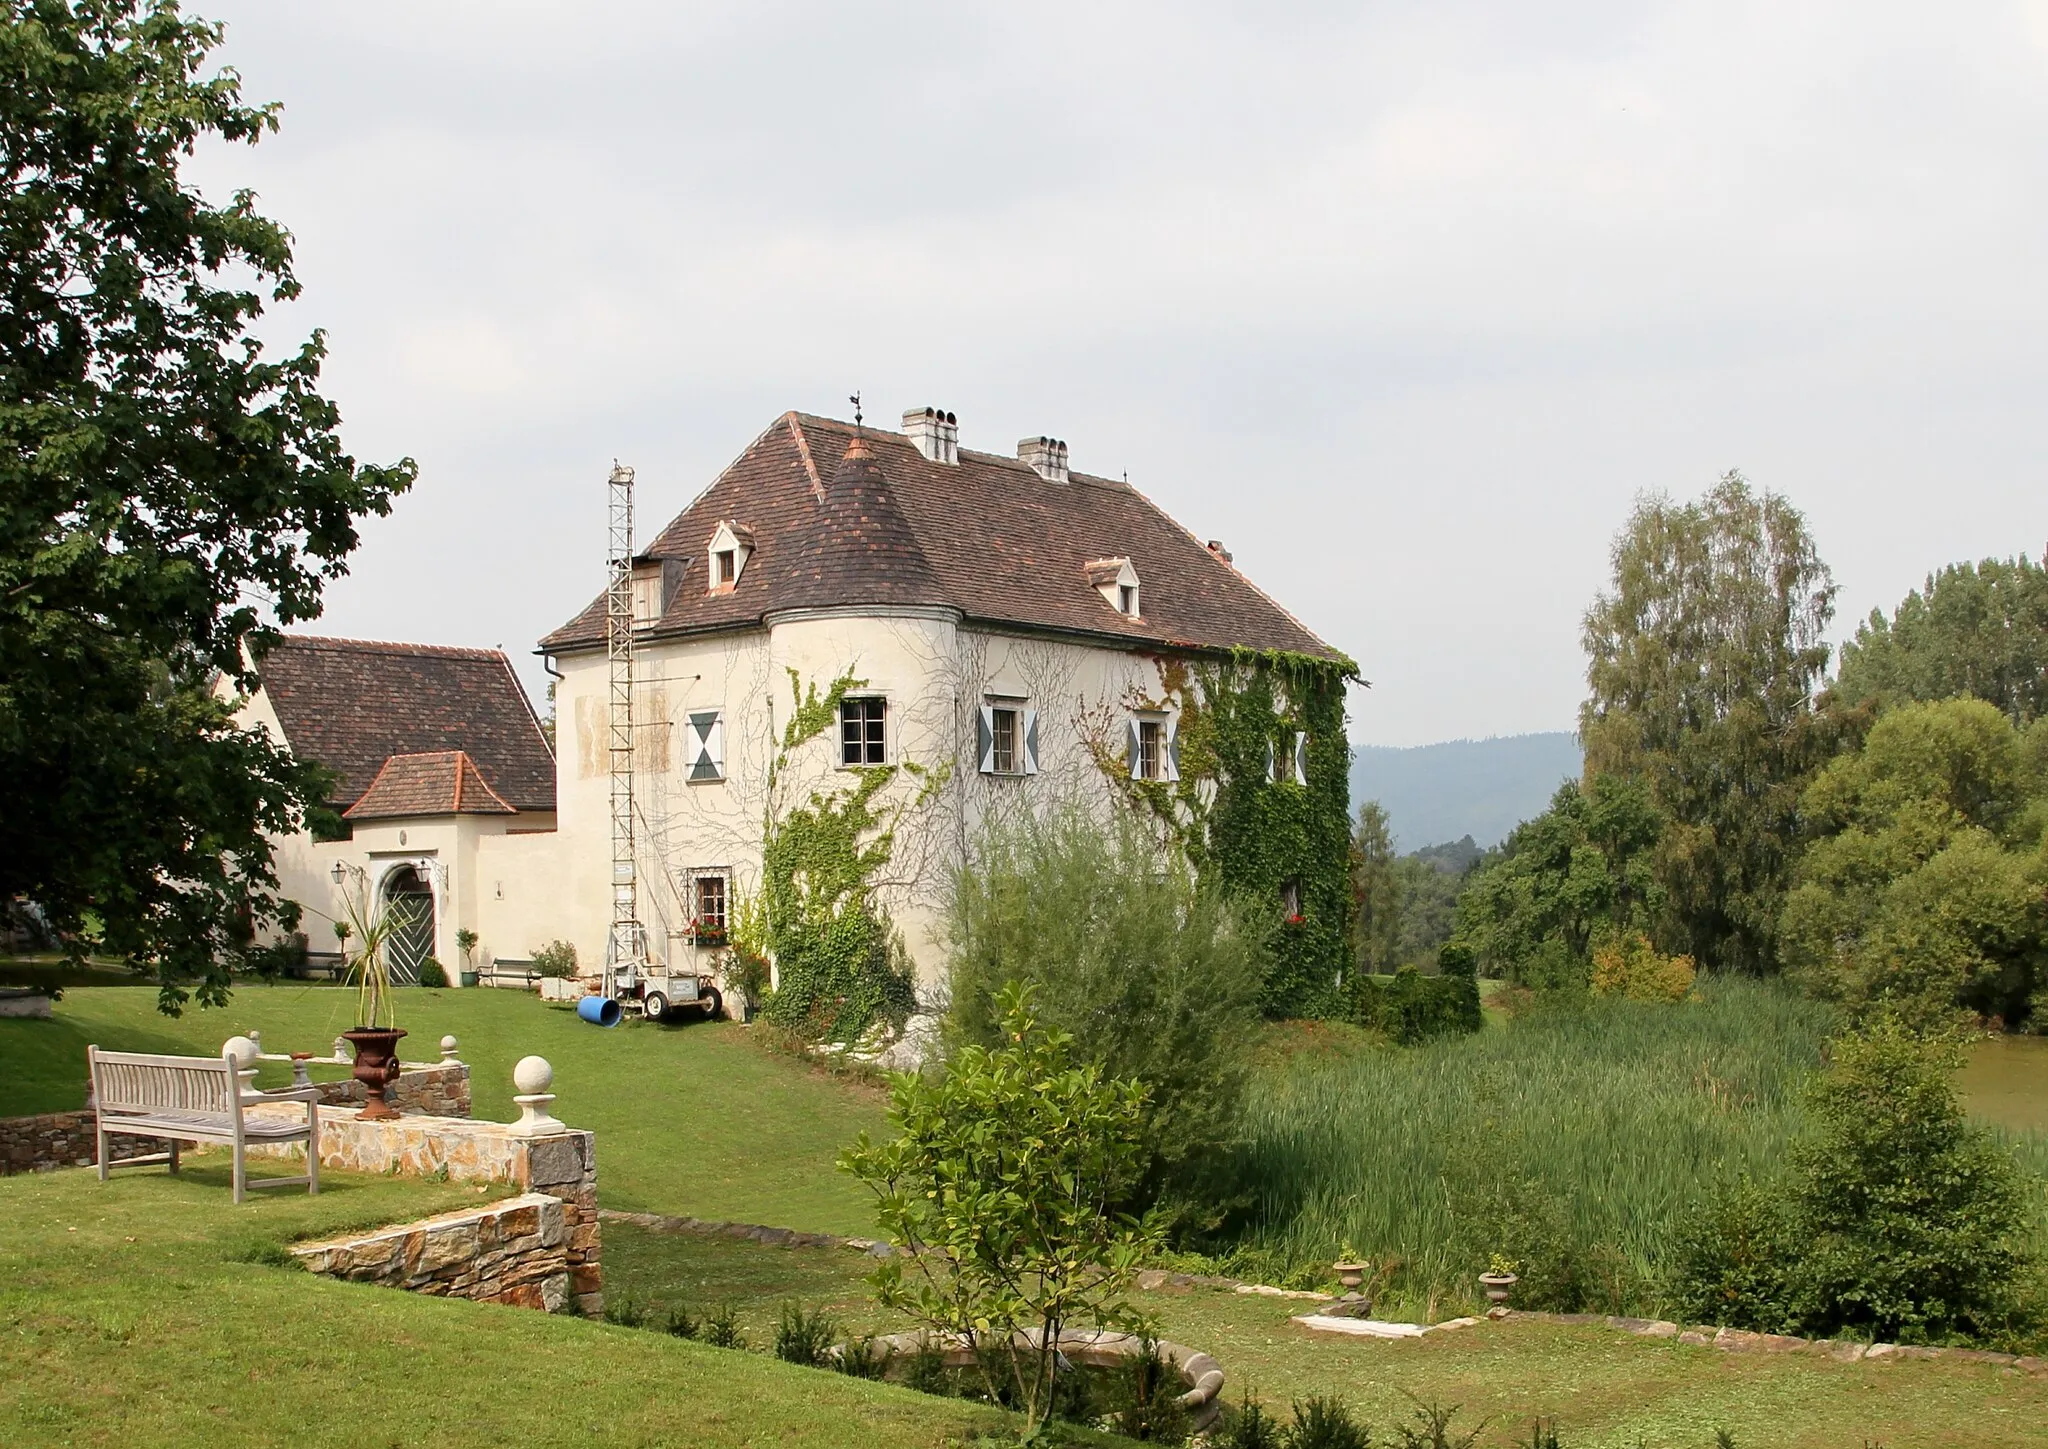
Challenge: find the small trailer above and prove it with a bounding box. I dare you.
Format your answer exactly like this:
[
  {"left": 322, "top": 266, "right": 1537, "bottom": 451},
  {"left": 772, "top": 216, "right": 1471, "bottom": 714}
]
[{"left": 599, "top": 957, "right": 723, "bottom": 1023}]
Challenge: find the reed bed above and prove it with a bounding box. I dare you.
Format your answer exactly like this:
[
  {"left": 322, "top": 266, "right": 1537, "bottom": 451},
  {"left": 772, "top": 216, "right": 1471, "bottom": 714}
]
[{"left": 1222, "top": 980, "right": 1841, "bottom": 1311}]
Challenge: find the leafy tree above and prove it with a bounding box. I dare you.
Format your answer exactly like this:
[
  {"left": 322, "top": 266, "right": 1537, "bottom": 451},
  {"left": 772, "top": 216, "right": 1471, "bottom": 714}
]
[
  {"left": 946, "top": 809, "right": 1264, "bottom": 1221},
  {"left": 1351, "top": 800, "right": 1402, "bottom": 974},
  {"left": 1580, "top": 473, "right": 1837, "bottom": 973},
  {"left": 1834, "top": 553, "right": 2048, "bottom": 727},
  {"left": 1391, "top": 837, "right": 1482, "bottom": 969},
  {"left": 1455, "top": 777, "right": 1663, "bottom": 987},
  {"left": 841, "top": 982, "right": 1166, "bottom": 1437},
  {"left": 1671, "top": 1019, "right": 2038, "bottom": 1345},
  {"left": 1779, "top": 698, "right": 2047, "bottom": 1025},
  {"left": 0, "top": 1, "right": 413, "bottom": 1010}
]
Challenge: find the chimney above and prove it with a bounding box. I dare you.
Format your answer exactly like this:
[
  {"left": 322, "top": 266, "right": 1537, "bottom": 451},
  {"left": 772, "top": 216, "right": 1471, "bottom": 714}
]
[
  {"left": 1018, "top": 435, "right": 1069, "bottom": 483},
  {"left": 902, "top": 406, "right": 958, "bottom": 465},
  {"left": 1206, "top": 540, "right": 1233, "bottom": 564}
]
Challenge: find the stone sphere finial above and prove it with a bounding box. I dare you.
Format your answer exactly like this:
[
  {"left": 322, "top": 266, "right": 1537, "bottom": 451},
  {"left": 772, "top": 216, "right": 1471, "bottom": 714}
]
[
  {"left": 222, "top": 1035, "right": 259, "bottom": 1068},
  {"left": 508, "top": 1054, "right": 563, "bottom": 1137},
  {"left": 440, "top": 1034, "right": 460, "bottom": 1061}
]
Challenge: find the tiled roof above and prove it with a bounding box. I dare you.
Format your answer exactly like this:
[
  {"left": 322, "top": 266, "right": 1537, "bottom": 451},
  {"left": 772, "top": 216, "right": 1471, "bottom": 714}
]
[
  {"left": 344, "top": 750, "right": 517, "bottom": 820},
  {"left": 256, "top": 636, "right": 556, "bottom": 813},
  {"left": 540, "top": 412, "right": 1349, "bottom": 666}
]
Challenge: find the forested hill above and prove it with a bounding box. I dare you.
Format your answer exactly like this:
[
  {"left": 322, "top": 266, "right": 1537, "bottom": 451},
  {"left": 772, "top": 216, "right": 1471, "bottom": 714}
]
[{"left": 1351, "top": 733, "right": 1583, "bottom": 851}]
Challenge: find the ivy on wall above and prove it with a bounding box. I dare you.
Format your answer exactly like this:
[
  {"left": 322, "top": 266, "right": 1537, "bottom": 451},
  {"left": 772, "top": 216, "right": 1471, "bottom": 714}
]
[
  {"left": 1094, "top": 648, "right": 1357, "bottom": 1019},
  {"left": 758, "top": 668, "right": 940, "bottom": 1041}
]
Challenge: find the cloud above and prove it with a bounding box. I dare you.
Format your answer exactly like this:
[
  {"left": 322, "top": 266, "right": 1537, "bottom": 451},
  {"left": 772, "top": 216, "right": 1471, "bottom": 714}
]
[{"left": 188, "top": 0, "right": 2048, "bottom": 744}]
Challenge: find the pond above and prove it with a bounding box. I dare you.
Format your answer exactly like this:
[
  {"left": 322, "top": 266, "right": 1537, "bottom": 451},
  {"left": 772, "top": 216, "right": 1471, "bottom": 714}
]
[{"left": 1960, "top": 1034, "right": 2048, "bottom": 1135}]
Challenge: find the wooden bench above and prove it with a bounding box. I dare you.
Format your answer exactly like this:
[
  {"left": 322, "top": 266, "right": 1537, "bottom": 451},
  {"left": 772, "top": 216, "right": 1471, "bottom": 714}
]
[
  {"left": 478, "top": 961, "right": 539, "bottom": 990},
  {"left": 88, "top": 1046, "right": 321, "bottom": 1204}
]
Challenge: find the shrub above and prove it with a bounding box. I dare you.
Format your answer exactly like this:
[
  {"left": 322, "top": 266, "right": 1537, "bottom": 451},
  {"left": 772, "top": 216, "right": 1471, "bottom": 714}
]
[
  {"left": 900, "top": 1336, "right": 951, "bottom": 1396},
  {"left": 1286, "top": 1396, "right": 1370, "bottom": 1449},
  {"left": 533, "top": 939, "right": 577, "bottom": 979},
  {"left": 841, "top": 981, "right": 1166, "bottom": 1435},
  {"left": 1392, "top": 1397, "right": 1483, "bottom": 1449},
  {"left": 1219, "top": 1394, "right": 1283, "bottom": 1449},
  {"left": 701, "top": 1303, "right": 745, "bottom": 1349},
  {"left": 660, "top": 1304, "right": 698, "bottom": 1339},
  {"left": 1669, "top": 1017, "right": 2039, "bottom": 1343},
  {"left": 1590, "top": 932, "right": 1694, "bottom": 1003},
  {"left": 1097, "top": 1336, "right": 1193, "bottom": 1442},
  {"left": 832, "top": 1333, "right": 893, "bottom": 1379},
  {"left": 1348, "top": 943, "right": 1482, "bottom": 1045},
  {"left": 602, "top": 1293, "right": 646, "bottom": 1328},
  {"left": 945, "top": 808, "right": 1265, "bottom": 1220},
  {"left": 415, "top": 957, "right": 448, "bottom": 989},
  {"left": 773, "top": 1301, "right": 838, "bottom": 1367}
]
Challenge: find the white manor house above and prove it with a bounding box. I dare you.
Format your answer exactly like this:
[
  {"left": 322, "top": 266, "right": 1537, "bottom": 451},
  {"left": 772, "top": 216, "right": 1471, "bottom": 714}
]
[{"left": 240, "top": 405, "right": 1346, "bottom": 1002}]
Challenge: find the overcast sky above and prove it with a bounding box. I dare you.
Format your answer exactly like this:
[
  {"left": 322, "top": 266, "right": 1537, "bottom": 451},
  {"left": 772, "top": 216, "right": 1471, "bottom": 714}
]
[{"left": 190, "top": 1, "right": 2048, "bottom": 747}]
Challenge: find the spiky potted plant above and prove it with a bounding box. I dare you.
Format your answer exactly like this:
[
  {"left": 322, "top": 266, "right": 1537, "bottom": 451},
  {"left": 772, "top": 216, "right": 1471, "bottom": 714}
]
[{"left": 338, "top": 891, "right": 406, "bottom": 1119}]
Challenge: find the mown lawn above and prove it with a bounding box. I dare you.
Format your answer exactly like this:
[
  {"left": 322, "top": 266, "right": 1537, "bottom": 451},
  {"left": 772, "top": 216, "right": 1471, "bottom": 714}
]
[
  {"left": 0, "top": 985, "right": 885, "bottom": 1232},
  {"left": 606, "top": 1227, "right": 2048, "bottom": 1449},
  {"left": 0, "top": 1165, "right": 1062, "bottom": 1448}
]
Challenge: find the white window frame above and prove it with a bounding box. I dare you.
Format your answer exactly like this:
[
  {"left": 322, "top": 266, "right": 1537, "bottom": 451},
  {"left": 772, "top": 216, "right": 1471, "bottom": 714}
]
[
  {"left": 840, "top": 694, "right": 888, "bottom": 767},
  {"left": 706, "top": 520, "right": 752, "bottom": 593},
  {"left": 978, "top": 698, "right": 1039, "bottom": 777},
  {"left": 693, "top": 872, "right": 729, "bottom": 935},
  {"left": 1269, "top": 730, "right": 1308, "bottom": 784},
  {"left": 1126, "top": 712, "right": 1179, "bottom": 782}
]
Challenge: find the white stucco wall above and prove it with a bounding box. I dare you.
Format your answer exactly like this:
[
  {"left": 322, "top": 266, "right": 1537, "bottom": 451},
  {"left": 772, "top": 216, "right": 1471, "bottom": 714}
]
[
  {"left": 549, "top": 609, "right": 1188, "bottom": 991},
  {"left": 230, "top": 682, "right": 566, "bottom": 984}
]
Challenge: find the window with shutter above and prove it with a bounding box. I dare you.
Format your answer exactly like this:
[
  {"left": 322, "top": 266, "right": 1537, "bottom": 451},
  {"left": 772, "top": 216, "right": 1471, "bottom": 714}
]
[
  {"left": 978, "top": 702, "right": 1026, "bottom": 775},
  {"left": 1135, "top": 718, "right": 1164, "bottom": 780},
  {"left": 1021, "top": 708, "right": 1039, "bottom": 776},
  {"left": 686, "top": 711, "right": 725, "bottom": 782},
  {"left": 1293, "top": 731, "right": 1309, "bottom": 784}
]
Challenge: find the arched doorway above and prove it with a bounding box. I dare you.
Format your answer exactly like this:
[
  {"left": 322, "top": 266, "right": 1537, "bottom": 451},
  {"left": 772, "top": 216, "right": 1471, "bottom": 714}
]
[{"left": 380, "top": 864, "right": 436, "bottom": 986}]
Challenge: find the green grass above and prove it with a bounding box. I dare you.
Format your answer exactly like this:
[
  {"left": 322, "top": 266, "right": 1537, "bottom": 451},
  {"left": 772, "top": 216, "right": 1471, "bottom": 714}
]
[
  {"left": 0, "top": 1166, "right": 1055, "bottom": 1448},
  {"left": 0, "top": 985, "right": 886, "bottom": 1232},
  {"left": 605, "top": 1226, "right": 2048, "bottom": 1449},
  {"left": 1225, "top": 982, "right": 1839, "bottom": 1307}
]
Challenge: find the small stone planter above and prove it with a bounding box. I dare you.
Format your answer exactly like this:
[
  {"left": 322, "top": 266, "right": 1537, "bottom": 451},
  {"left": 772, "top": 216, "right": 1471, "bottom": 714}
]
[
  {"left": 834, "top": 1328, "right": 1225, "bottom": 1431},
  {"left": 1329, "top": 1260, "right": 1375, "bottom": 1318},
  {"left": 1478, "top": 1271, "right": 1518, "bottom": 1314}
]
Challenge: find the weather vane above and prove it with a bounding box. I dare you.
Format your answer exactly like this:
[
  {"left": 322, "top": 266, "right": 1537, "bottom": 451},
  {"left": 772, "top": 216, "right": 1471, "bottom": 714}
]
[{"left": 848, "top": 391, "right": 863, "bottom": 428}]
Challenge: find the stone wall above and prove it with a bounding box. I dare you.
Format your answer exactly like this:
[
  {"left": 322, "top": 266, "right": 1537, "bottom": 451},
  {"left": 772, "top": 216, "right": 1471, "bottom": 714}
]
[
  {"left": 0, "top": 1113, "right": 159, "bottom": 1175},
  {"left": 246, "top": 1105, "right": 602, "bottom": 1316},
  {"left": 292, "top": 1193, "right": 570, "bottom": 1312},
  {"left": 0, "top": 1061, "right": 471, "bottom": 1177}
]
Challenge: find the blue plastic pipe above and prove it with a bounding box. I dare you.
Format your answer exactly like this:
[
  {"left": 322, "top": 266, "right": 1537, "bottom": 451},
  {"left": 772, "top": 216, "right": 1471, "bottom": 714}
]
[{"left": 576, "top": 995, "right": 623, "bottom": 1028}]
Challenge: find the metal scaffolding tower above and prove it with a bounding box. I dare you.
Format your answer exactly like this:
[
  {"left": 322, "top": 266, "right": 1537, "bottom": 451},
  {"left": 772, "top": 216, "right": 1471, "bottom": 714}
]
[{"left": 605, "top": 462, "right": 646, "bottom": 971}]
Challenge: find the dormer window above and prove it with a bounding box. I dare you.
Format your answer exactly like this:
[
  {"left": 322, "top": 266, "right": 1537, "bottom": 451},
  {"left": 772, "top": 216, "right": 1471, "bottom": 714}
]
[
  {"left": 1086, "top": 557, "right": 1141, "bottom": 618},
  {"left": 706, "top": 521, "right": 753, "bottom": 594}
]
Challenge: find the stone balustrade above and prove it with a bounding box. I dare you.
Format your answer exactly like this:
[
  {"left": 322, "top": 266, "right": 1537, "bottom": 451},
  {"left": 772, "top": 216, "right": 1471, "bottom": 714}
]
[{"left": 0, "top": 1059, "right": 472, "bottom": 1176}]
